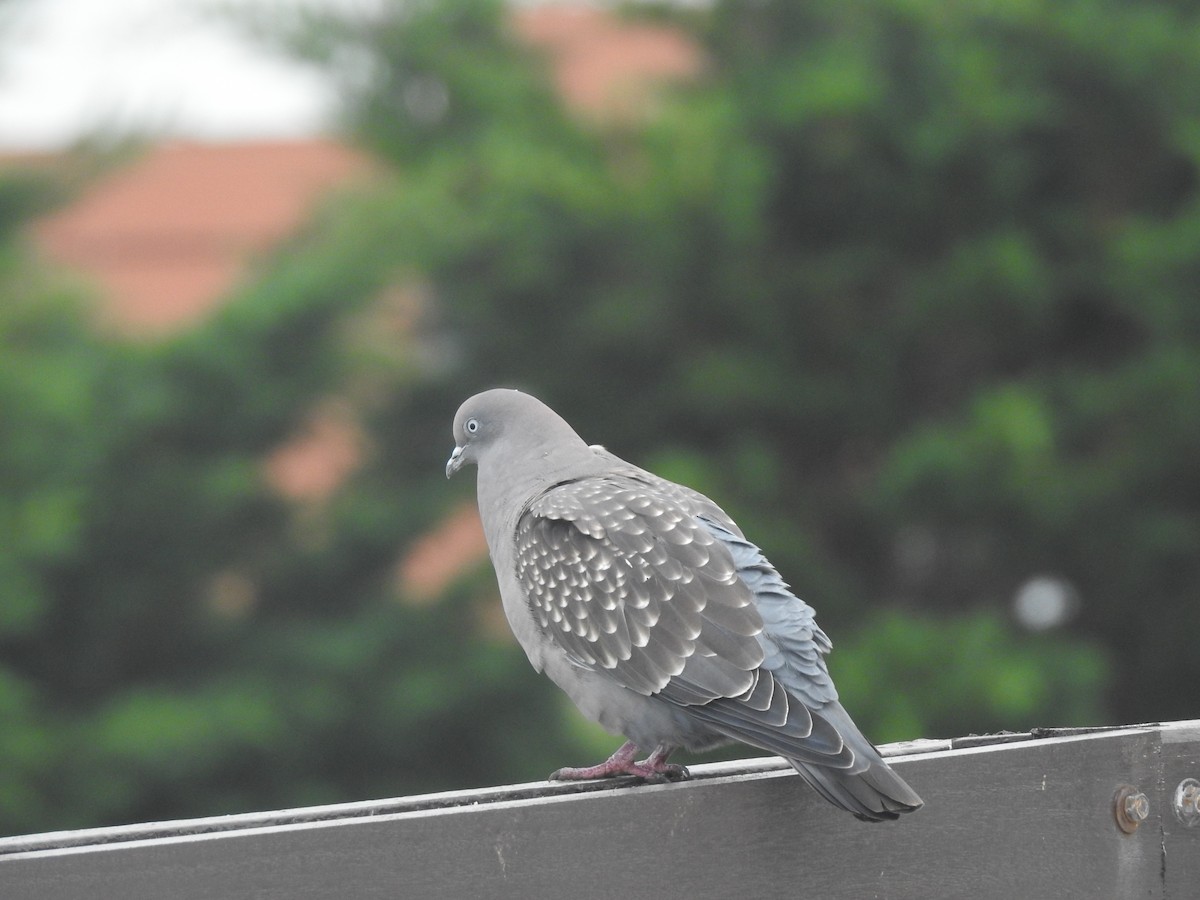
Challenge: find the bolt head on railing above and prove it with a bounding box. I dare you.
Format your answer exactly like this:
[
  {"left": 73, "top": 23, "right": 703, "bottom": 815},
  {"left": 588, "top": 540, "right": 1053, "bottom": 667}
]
[
  {"left": 1114, "top": 785, "right": 1150, "bottom": 834},
  {"left": 1174, "top": 778, "right": 1200, "bottom": 827}
]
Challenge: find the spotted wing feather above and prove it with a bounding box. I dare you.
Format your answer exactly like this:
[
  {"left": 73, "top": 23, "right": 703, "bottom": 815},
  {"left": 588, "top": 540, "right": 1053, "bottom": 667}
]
[{"left": 515, "top": 476, "right": 765, "bottom": 702}]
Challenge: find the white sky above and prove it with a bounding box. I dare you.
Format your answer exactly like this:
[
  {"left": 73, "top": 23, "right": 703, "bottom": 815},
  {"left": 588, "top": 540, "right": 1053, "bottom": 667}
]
[{"left": 0, "top": 0, "right": 380, "bottom": 149}]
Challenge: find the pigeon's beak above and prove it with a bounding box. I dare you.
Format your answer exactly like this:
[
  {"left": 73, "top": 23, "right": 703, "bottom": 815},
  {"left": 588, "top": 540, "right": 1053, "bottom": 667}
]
[{"left": 445, "top": 445, "right": 465, "bottom": 479}]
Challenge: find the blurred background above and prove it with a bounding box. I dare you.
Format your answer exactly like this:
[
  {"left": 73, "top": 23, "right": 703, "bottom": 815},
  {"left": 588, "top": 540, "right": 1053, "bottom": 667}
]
[{"left": 0, "top": 0, "right": 1197, "bottom": 837}]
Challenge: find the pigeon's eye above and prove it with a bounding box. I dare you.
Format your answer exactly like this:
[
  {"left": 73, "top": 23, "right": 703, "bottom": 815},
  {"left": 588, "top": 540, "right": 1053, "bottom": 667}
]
[{"left": 465, "top": 418, "right": 480, "bottom": 434}]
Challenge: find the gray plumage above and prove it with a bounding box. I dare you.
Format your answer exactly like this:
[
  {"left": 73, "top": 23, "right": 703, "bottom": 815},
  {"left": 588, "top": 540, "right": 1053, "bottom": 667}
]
[{"left": 446, "top": 388, "right": 922, "bottom": 821}]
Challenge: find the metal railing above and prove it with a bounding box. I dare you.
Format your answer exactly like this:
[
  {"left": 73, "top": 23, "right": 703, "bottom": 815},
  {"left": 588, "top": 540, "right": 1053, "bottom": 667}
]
[{"left": 2, "top": 720, "right": 1197, "bottom": 899}]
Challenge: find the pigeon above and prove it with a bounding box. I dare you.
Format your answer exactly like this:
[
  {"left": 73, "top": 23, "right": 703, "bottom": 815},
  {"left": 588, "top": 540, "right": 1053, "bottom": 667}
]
[{"left": 446, "top": 388, "right": 923, "bottom": 821}]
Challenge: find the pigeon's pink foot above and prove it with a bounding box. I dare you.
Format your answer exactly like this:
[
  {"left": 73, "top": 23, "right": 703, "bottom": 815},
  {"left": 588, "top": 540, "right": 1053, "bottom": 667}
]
[{"left": 549, "top": 741, "right": 690, "bottom": 783}]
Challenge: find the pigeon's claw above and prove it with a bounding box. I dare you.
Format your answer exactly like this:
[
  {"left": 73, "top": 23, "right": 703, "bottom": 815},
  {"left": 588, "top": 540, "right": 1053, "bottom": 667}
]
[
  {"left": 549, "top": 741, "right": 689, "bottom": 783},
  {"left": 637, "top": 762, "right": 691, "bottom": 783}
]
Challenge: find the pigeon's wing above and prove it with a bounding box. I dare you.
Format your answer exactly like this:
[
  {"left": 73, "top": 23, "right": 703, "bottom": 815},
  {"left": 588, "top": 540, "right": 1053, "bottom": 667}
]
[
  {"left": 515, "top": 475, "right": 765, "bottom": 702},
  {"left": 590, "top": 447, "right": 746, "bottom": 539},
  {"left": 702, "top": 517, "right": 837, "bottom": 708},
  {"left": 677, "top": 518, "right": 859, "bottom": 768},
  {"left": 517, "top": 474, "right": 860, "bottom": 772}
]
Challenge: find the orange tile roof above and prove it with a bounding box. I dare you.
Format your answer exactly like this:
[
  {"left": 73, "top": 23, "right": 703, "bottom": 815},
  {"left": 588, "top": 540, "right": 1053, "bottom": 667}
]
[
  {"left": 263, "top": 400, "right": 367, "bottom": 503},
  {"left": 26, "top": 7, "right": 701, "bottom": 338},
  {"left": 514, "top": 5, "right": 703, "bottom": 118},
  {"left": 32, "top": 139, "right": 375, "bottom": 335},
  {"left": 396, "top": 501, "right": 488, "bottom": 603}
]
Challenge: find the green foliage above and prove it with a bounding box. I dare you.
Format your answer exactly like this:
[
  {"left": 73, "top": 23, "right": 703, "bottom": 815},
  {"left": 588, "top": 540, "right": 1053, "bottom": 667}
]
[
  {"left": 4, "top": 0, "right": 1200, "bottom": 835},
  {"left": 0, "top": 168, "right": 584, "bottom": 832},
  {"left": 0, "top": 171, "right": 61, "bottom": 242},
  {"left": 834, "top": 610, "right": 1108, "bottom": 741}
]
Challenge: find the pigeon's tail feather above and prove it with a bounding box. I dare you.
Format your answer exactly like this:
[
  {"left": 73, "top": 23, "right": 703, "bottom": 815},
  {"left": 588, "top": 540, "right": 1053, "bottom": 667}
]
[
  {"left": 682, "top": 690, "right": 924, "bottom": 821},
  {"left": 790, "top": 756, "right": 923, "bottom": 822},
  {"left": 779, "top": 698, "right": 922, "bottom": 822}
]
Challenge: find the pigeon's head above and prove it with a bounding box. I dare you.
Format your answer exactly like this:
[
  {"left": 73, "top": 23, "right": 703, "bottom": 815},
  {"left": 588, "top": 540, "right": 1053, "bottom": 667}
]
[{"left": 447, "top": 388, "right": 587, "bottom": 479}]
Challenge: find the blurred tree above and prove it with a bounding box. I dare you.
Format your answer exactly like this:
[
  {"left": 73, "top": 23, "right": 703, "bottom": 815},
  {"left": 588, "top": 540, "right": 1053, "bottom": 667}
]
[
  {"left": 316, "top": 0, "right": 1194, "bottom": 731},
  {"left": 0, "top": 164, "right": 587, "bottom": 832},
  {"left": 4, "top": 0, "right": 1200, "bottom": 835}
]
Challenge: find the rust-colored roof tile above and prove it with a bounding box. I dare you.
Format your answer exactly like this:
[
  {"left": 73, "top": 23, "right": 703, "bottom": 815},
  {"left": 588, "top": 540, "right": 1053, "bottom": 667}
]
[
  {"left": 514, "top": 4, "right": 703, "bottom": 118},
  {"left": 396, "top": 500, "right": 488, "bottom": 604},
  {"left": 25, "top": 8, "right": 700, "bottom": 338},
  {"left": 263, "top": 400, "right": 367, "bottom": 503},
  {"left": 33, "top": 139, "right": 374, "bottom": 335}
]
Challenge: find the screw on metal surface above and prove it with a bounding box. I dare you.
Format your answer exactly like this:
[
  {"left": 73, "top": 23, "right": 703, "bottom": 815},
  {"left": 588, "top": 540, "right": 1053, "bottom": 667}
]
[
  {"left": 1114, "top": 785, "right": 1150, "bottom": 834},
  {"left": 1173, "top": 778, "right": 1200, "bottom": 827}
]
